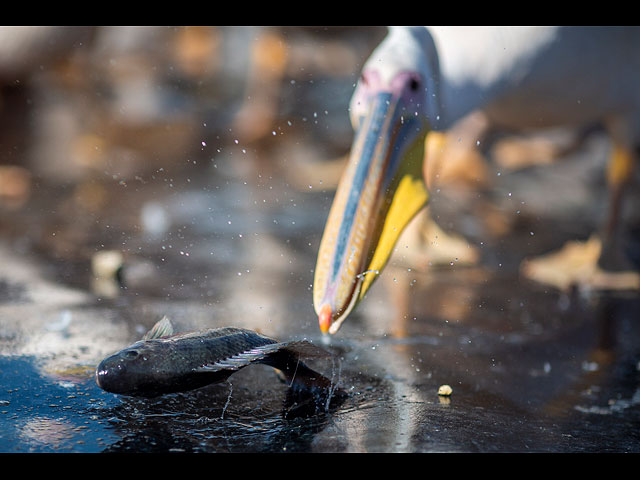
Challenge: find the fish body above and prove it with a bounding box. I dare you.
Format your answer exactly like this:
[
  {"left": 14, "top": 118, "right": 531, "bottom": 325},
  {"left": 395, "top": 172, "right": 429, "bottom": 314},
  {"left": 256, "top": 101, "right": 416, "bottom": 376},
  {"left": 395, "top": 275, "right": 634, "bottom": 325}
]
[{"left": 95, "top": 318, "right": 331, "bottom": 398}]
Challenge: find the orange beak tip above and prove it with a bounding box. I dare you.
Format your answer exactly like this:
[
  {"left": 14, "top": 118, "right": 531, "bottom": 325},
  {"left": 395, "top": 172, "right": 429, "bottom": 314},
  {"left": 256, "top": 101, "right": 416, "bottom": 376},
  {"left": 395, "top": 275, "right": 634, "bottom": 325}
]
[{"left": 318, "top": 304, "right": 332, "bottom": 334}]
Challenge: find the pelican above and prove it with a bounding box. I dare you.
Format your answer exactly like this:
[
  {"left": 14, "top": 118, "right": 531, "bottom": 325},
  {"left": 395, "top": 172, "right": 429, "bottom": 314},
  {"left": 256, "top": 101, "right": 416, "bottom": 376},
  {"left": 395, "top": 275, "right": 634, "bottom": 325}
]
[{"left": 313, "top": 26, "right": 640, "bottom": 335}]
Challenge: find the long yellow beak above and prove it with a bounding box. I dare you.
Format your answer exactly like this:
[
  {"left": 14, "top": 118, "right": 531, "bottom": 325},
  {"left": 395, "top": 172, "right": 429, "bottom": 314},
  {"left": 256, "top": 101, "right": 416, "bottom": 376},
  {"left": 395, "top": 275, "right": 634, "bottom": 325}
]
[{"left": 313, "top": 90, "right": 430, "bottom": 334}]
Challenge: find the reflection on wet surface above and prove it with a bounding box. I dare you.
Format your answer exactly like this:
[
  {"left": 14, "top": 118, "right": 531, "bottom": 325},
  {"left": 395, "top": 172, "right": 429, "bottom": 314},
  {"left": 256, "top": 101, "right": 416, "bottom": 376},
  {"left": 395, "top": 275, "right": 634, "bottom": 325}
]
[
  {"left": 3, "top": 231, "right": 640, "bottom": 452},
  {"left": 0, "top": 26, "right": 639, "bottom": 452},
  {"left": 1, "top": 252, "right": 640, "bottom": 452}
]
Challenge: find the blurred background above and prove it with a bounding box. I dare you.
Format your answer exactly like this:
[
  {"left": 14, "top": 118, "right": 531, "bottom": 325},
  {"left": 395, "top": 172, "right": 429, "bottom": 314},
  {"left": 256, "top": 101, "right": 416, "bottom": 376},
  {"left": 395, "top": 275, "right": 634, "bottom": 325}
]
[
  {"left": 0, "top": 26, "right": 625, "bottom": 315},
  {"left": 0, "top": 26, "right": 384, "bottom": 279}
]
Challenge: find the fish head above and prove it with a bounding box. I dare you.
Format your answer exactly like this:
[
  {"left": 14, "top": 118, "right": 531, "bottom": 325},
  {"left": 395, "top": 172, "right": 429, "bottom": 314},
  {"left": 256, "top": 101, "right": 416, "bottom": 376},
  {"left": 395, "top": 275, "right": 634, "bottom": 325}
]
[{"left": 95, "top": 341, "right": 174, "bottom": 397}]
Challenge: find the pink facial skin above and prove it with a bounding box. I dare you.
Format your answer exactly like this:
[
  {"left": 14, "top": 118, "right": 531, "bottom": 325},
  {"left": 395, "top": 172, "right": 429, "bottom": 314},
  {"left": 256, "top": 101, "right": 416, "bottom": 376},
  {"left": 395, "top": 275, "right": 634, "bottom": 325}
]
[{"left": 350, "top": 69, "right": 427, "bottom": 127}]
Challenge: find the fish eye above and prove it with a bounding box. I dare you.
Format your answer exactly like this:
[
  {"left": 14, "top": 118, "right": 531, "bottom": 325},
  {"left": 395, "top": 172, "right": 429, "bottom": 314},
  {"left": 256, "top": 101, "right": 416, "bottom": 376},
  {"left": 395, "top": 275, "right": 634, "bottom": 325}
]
[
  {"left": 124, "top": 350, "right": 139, "bottom": 358},
  {"left": 409, "top": 77, "right": 420, "bottom": 92}
]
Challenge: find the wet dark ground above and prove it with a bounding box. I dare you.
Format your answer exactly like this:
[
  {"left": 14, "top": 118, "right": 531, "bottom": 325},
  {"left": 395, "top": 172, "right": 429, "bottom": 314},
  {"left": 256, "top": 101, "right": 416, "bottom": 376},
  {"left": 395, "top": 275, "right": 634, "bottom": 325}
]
[
  {"left": 0, "top": 26, "right": 639, "bottom": 453},
  {"left": 1, "top": 160, "right": 639, "bottom": 453}
]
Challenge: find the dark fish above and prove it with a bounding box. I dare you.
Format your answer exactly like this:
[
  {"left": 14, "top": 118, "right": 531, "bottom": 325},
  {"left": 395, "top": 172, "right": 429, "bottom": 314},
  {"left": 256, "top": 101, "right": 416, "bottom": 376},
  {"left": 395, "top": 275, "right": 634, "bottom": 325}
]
[{"left": 95, "top": 317, "right": 336, "bottom": 399}]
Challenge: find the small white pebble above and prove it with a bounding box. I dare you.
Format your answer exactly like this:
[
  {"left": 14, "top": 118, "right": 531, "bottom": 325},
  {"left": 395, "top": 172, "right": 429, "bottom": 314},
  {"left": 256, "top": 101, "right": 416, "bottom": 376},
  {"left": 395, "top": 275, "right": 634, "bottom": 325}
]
[{"left": 438, "top": 384, "right": 453, "bottom": 396}]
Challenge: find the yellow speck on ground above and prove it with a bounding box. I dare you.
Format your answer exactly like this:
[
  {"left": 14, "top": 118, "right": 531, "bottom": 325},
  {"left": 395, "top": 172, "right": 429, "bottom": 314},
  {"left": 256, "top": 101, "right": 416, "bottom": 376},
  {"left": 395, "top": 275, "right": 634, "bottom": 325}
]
[{"left": 438, "top": 384, "right": 453, "bottom": 396}]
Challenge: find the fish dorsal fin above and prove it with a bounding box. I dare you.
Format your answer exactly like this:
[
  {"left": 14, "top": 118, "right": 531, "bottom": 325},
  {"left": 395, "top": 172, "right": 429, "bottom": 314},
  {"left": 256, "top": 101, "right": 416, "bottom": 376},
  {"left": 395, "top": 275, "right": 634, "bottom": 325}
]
[{"left": 143, "top": 316, "right": 175, "bottom": 340}]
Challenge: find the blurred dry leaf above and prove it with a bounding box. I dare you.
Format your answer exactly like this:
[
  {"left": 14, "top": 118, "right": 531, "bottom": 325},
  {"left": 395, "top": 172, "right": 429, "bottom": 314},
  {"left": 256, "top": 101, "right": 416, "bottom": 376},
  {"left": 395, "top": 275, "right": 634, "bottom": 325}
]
[
  {"left": 521, "top": 235, "right": 640, "bottom": 291},
  {"left": 73, "top": 181, "right": 108, "bottom": 212},
  {"left": 252, "top": 30, "right": 288, "bottom": 76},
  {"left": 419, "top": 213, "right": 480, "bottom": 267},
  {"left": 72, "top": 133, "right": 108, "bottom": 169},
  {"left": 493, "top": 136, "right": 560, "bottom": 170},
  {"left": 0, "top": 165, "right": 31, "bottom": 208},
  {"left": 393, "top": 209, "right": 479, "bottom": 271},
  {"left": 424, "top": 114, "right": 489, "bottom": 190},
  {"left": 173, "top": 26, "right": 221, "bottom": 77},
  {"left": 230, "top": 30, "right": 289, "bottom": 143}
]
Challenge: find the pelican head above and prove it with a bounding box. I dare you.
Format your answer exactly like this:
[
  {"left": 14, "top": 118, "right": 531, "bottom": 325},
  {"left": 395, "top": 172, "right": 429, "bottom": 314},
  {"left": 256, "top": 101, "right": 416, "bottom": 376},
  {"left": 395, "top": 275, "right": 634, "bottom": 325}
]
[{"left": 313, "top": 27, "right": 440, "bottom": 334}]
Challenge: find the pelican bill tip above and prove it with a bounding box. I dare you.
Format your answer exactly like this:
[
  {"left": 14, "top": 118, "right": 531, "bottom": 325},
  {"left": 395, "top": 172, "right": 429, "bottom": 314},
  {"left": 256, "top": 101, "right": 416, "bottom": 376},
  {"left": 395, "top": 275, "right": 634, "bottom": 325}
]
[{"left": 318, "top": 304, "right": 332, "bottom": 334}]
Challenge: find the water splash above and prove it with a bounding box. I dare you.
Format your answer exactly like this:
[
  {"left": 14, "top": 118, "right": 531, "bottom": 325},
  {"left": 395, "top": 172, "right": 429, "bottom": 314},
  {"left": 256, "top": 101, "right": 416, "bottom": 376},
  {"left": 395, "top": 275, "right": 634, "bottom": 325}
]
[{"left": 220, "top": 382, "right": 233, "bottom": 420}]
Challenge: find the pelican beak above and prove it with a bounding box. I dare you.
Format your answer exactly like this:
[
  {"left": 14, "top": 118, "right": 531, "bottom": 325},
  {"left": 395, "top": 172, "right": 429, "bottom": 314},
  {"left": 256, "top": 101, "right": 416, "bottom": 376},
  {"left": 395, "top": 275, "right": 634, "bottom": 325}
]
[{"left": 313, "top": 87, "right": 430, "bottom": 334}]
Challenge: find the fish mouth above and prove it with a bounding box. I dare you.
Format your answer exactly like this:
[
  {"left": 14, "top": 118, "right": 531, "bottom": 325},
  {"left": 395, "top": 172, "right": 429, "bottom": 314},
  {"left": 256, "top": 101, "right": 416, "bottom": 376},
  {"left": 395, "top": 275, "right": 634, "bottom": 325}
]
[
  {"left": 95, "top": 361, "right": 154, "bottom": 397},
  {"left": 94, "top": 355, "right": 132, "bottom": 394},
  {"left": 313, "top": 86, "right": 429, "bottom": 335},
  {"left": 94, "top": 368, "right": 104, "bottom": 388},
  {"left": 94, "top": 357, "right": 117, "bottom": 391}
]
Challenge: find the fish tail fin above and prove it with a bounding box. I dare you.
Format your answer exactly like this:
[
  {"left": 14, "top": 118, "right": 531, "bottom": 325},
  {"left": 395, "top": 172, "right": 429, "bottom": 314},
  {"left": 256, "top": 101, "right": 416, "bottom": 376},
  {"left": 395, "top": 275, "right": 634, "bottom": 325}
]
[
  {"left": 265, "top": 342, "right": 335, "bottom": 387},
  {"left": 272, "top": 351, "right": 347, "bottom": 416}
]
